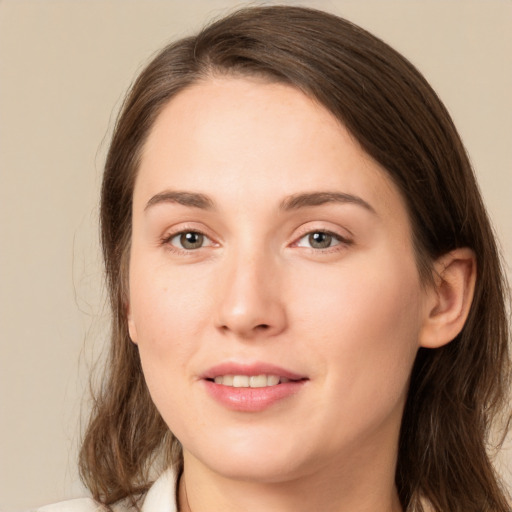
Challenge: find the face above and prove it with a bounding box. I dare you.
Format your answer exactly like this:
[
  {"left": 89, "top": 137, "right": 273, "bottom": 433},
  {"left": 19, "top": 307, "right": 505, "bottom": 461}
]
[{"left": 128, "top": 77, "right": 428, "bottom": 483}]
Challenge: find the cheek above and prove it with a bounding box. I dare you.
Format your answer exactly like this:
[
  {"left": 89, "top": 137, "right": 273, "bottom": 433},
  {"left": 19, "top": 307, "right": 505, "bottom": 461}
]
[
  {"left": 294, "top": 250, "right": 422, "bottom": 406},
  {"left": 128, "top": 263, "right": 213, "bottom": 426},
  {"left": 128, "top": 257, "right": 214, "bottom": 376},
  {"left": 297, "top": 249, "right": 422, "bottom": 334}
]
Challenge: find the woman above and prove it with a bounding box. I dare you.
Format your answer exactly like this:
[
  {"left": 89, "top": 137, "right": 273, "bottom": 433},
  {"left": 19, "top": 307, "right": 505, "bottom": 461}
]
[{"left": 39, "top": 5, "right": 510, "bottom": 512}]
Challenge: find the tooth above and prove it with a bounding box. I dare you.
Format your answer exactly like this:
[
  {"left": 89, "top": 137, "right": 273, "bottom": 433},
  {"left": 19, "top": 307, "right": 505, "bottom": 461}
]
[
  {"left": 249, "top": 375, "right": 267, "bottom": 388},
  {"left": 267, "top": 375, "right": 280, "bottom": 386},
  {"left": 233, "top": 375, "right": 249, "bottom": 387},
  {"left": 222, "top": 375, "right": 234, "bottom": 386},
  {"left": 213, "top": 374, "right": 291, "bottom": 387}
]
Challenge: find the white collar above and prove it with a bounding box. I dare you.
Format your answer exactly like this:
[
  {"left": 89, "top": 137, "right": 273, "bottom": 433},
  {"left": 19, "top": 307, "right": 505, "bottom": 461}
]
[{"left": 142, "top": 468, "right": 177, "bottom": 512}]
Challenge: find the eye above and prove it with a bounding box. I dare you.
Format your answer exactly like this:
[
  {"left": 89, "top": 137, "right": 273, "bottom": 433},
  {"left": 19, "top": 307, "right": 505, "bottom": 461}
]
[
  {"left": 166, "top": 231, "right": 214, "bottom": 250},
  {"left": 295, "top": 230, "right": 345, "bottom": 249}
]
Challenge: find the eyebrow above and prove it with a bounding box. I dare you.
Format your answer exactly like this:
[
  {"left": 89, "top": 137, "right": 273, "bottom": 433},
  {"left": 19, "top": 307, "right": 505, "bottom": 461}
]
[
  {"left": 280, "top": 192, "right": 376, "bottom": 214},
  {"left": 144, "top": 190, "right": 376, "bottom": 214},
  {"left": 145, "top": 191, "right": 215, "bottom": 211}
]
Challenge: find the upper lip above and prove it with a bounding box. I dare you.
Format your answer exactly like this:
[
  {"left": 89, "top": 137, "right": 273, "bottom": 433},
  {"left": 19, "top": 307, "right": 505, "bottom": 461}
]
[{"left": 201, "top": 362, "right": 306, "bottom": 381}]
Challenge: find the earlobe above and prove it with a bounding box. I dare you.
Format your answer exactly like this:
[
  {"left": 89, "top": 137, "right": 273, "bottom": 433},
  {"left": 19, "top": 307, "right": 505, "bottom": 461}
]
[
  {"left": 127, "top": 304, "right": 138, "bottom": 344},
  {"left": 419, "top": 248, "right": 476, "bottom": 349}
]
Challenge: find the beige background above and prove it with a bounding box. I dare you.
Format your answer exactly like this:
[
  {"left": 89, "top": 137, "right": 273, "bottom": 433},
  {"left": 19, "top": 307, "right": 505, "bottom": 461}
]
[{"left": 0, "top": 0, "right": 511, "bottom": 510}]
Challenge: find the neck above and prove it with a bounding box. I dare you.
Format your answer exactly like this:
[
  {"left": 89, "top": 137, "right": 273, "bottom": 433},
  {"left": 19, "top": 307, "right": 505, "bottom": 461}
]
[{"left": 178, "top": 448, "right": 403, "bottom": 512}]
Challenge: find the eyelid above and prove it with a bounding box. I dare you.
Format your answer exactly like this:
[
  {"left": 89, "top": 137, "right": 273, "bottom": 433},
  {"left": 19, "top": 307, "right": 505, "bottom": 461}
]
[
  {"left": 291, "top": 224, "right": 354, "bottom": 252},
  {"left": 292, "top": 223, "right": 352, "bottom": 242},
  {"left": 160, "top": 223, "right": 219, "bottom": 253},
  {"left": 168, "top": 231, "right": 214, "bottom": 248},
  {"left": 159, "top": 222, "right": 352, "bottom": 254}
]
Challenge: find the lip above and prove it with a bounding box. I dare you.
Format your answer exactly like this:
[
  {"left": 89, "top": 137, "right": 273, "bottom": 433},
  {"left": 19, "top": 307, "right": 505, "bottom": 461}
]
[
  {"left": 200, "top": 362, "right": 308, "bottom": 412},
  {"left": 201, "top": 362, "right": 305, "bottom": 381}
]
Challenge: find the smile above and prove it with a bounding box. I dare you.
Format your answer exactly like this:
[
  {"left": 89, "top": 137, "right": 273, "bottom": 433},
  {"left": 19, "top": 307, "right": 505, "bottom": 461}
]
[
  {"left": 212, "top": 375, "right": 291, "bottom": 387},
  {"left": 202, "top": 363, "right": 307, "bottom": 412}
]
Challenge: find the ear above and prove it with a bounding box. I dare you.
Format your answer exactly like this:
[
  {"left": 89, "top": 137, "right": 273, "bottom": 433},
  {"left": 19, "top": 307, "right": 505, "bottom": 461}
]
[
  {"left": 419, "top": 248, "right": 476, "bottom": 349},
  {"left": 127, "top": 303, "right": 138, "bottom": 344}
]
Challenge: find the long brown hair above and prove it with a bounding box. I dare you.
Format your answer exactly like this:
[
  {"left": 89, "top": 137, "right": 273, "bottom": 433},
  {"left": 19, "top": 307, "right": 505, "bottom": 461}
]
[{"left": 79, "top": 6, "right": 511, "bottom": 511}]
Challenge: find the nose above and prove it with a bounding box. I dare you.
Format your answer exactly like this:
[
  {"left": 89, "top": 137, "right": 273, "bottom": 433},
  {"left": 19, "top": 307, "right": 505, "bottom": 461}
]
[{"left": 215, "top": 250, "right": 288, "bottom": 339}]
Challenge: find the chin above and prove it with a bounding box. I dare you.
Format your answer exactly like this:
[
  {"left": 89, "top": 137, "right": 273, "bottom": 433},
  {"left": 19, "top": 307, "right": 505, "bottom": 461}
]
[
  {"left": 209, "top": 457, "right": 307, "bottom": 484},
  {"left": 183, "top": 432, "right": 314, "bottom": 484}
]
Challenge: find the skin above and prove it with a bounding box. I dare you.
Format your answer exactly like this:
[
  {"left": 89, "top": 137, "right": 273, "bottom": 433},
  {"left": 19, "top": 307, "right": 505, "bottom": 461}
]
[{"left": 127, "top": 77, "right": 475, "bottom": 512}]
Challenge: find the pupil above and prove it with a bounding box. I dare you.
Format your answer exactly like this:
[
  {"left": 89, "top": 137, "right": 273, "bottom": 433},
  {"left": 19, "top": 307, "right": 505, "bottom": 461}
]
[
  {"left": 181, "top": 232, "right": 203, "bottom": 249},
  {"left": 309, "top": 232, "right": 331, "bottom": 249}
]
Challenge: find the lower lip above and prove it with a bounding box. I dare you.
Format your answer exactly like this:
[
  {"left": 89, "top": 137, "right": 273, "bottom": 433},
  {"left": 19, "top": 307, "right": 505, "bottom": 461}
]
[{"left": 203, "top": 380, "right": 306, "bottom": 412}]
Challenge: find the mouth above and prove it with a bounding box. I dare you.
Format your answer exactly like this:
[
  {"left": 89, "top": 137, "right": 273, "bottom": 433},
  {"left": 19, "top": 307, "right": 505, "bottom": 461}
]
[
  {"left": 201, "top": 363, "right": 308, "bottom": 412},
  {"left": 201, "top": 362, "right": 306, "bottom": 385},
  {"left": 208, "top": 375, "right": 297, "bottom": 387}
]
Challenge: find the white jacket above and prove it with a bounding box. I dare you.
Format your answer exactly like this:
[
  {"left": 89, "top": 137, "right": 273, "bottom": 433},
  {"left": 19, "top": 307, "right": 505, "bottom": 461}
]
[{"left": 33, "top": 469, "right": 176, "bottom": 512}]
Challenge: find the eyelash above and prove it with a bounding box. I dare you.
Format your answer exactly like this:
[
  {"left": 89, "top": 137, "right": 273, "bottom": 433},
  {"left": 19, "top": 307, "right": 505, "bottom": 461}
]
[
  {"left": 160, "top": 228, "right": 215, "bottom": 255},
  {"left": 294, "top": 229, "right": 352, "bottom": 252},
  {"left": 160, "top": 228, "right": 352, "bottom": 255}
]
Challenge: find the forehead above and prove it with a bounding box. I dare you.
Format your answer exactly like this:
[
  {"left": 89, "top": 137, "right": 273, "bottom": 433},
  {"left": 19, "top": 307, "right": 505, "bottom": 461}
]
[{"left": 135, "top": 77, "right": 409, "bottom": 230}]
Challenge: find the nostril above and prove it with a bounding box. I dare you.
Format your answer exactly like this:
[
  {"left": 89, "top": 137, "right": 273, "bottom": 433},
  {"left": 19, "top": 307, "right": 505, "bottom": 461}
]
[{"left": 256, "top": 324, "right": 270, "bottom": 330}]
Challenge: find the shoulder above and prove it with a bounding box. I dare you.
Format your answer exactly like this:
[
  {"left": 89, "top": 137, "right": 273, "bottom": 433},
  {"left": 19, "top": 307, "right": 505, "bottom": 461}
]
[
  {"left": 33, "top": 498, "right": 107, "bottom": 512},
  {"left": 32, "top": 497, "right": 139, "bottom": 512},
  {"left": 32, "top": 498, "right": 135, "bottom": 512},
  {"left": 30, "top": 469, "right": 176, "bottom": 512}
]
